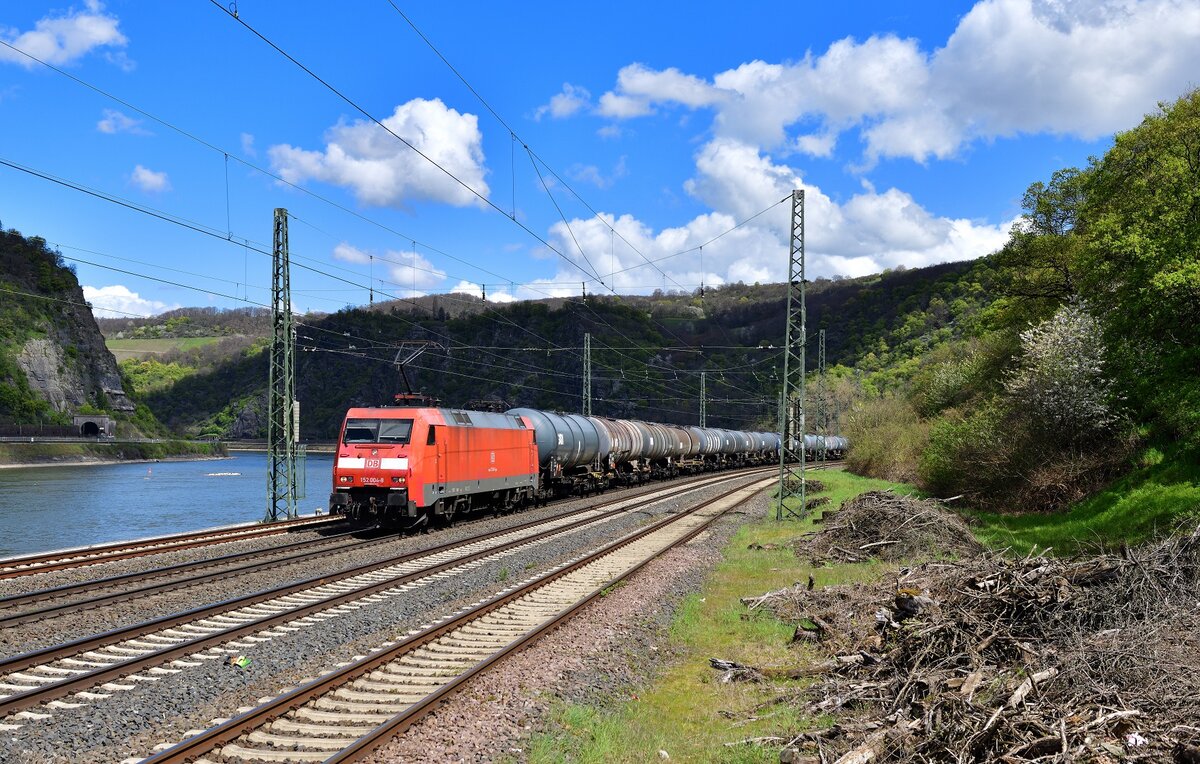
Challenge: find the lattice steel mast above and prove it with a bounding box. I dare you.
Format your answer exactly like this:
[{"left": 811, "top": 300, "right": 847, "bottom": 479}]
[
  {"left": 700, "top": 371, "right": 707, "bottom": 427},
  {"left": 582, "top": 332, "right": 592, "bottom": 416},
  {"left": 777, "top": 190, "right": 807, "bottom": 520},
  {"left": 266, "top": 208, "right": 298, "bottom": 522},
  {"left": 818, "top": 328, "right": 827, "bottom": 465}
]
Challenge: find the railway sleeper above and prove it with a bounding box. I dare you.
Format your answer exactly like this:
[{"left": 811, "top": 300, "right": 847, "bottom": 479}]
[
  {"left": 325, "top": 689, "right": 425, "bottom": 706},
  {"left": 220, "top": 742, "right": 327, "bottom": 763},
  {"left": 353, "top": 677, "right": 446, "bottom": 693},
  {"left": 370, "top": 667, "right": 459, "bottom": 686},
  {"left": 266, "top": 717, "right": 376, "bottom": 737},
  {"left": 246, "top": 730, "right": 354, "bottom": 751},
  {"left": 294, "top": 706, "right": 395, "bottom": 724}
]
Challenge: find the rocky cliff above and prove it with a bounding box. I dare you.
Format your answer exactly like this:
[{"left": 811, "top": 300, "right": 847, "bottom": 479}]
[{"left": 0, "top": 227, "right": 134, "bottom": 423}]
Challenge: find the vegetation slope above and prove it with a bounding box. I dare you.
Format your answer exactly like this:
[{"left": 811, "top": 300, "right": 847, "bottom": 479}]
[
  {"left": 133, "top": 259, "right": 997, "bottom": 441},
  {"left": 845, "top": 89, "right": 1200, "bottom": 546}
]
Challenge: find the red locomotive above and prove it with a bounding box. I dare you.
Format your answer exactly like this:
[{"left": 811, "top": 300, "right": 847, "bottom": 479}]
[{"left": 329, "top": 406, "right": 539, "bottom": 524}]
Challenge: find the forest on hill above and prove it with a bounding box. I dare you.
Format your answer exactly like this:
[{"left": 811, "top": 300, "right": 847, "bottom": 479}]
[{"left": 135, "top": 257, "right": 994, "bottom": 440}]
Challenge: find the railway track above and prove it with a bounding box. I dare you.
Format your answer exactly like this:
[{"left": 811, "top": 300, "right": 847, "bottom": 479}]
[
  {"left": 0, "top": 465, "right": 775, "bottom": 625},
  {"left": 0, "top": 515, "right": 345, "bottom": 581},
  {"left": 140, "top": 475, "right": 774, "bottom": 763},
  {"left": 0, "top": 528, "right": 375, "bottom": 627},
  {"left": 0, "top": 468, "right": 771, "bottom": 723}
]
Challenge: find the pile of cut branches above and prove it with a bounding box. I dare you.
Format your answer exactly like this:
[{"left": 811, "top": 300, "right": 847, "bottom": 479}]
[
  {"left": 794, "top": 490, "right": 984, "bottom": 564},
  {"left": 747, "top": 527, "right": 1200, "bottom": 762}
]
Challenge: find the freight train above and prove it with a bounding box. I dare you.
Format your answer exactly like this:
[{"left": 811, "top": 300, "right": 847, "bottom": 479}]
[{"left": 328, "top": 403, "right": 798, "bottom": 525}]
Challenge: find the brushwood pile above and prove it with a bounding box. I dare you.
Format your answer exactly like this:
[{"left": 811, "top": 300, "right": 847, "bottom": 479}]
[
  {"left": 793, "top": 490, "right": 984, "bottom": 563},
  {"left": 740, "top": 493, "right": 1200, "bottom": 762}
]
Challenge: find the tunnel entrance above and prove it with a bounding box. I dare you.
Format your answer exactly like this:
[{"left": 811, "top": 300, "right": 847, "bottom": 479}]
[{"left": 73, "top": 415, "right": 113, "bottom": 438}]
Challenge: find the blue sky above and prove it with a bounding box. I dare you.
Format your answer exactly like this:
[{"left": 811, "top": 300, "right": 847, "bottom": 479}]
[{"left": 1, "top": 0, "right": 1197, "bottom": 317}]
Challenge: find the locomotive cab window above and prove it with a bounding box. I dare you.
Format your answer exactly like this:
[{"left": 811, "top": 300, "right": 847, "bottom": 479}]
[
  {"left": 427, "top": 426, "right": 437, "bottom": 445},
  {"left": 343, "top": 418, "right": 413, "bottom": 444},
  {"left": 378, "top": 419, "right": 413, "bottom": 444},
  {"left": 343, "top": 419, "right": 378, "bottom": 444}
]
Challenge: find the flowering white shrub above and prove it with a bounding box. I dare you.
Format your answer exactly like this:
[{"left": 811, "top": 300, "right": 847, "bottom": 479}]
[{"left": 1005, "top": 302, "right": 1116, "bottom": 442}]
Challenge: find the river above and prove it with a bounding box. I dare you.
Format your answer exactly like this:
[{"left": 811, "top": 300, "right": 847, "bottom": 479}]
[{"left": 0, "top": 453, "right": 334, "bottom": 558}]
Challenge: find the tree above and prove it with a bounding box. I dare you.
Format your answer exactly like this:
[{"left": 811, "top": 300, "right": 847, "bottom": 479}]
[
  {"left": 1082, "top": 90, "right": 1200, "bottom": 342},
  {"left": 1079, "top": 89, "right": 1200, "bottom": 442},
  {"left": 991, "top": 168, "right": 1085, "bottom": 328},
  {"left": 1004, "top": 302, "right": 1117, "bottom": 447}
]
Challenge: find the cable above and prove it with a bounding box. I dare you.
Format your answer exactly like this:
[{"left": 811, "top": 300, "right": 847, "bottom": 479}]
[
  {"left": 0, "top": 33, "right": 790, "bottom": 304},
  {"left": 380, "top": 2, "right": 750, "bottom": 296},
  {"left": 525, "top": 146, "right": 602, "bottom": 283},
  {"left": 207, "top": 1, "right": 602, "bottom": 286},
  {"left": 0, "top": 285, "right": 152, "bottom": 319},
  {"left": 211, "top": 2, "right": 740, "bottom": 358},
  {"left": 0, "top": 155, "right": 747, "bottom": 406}
]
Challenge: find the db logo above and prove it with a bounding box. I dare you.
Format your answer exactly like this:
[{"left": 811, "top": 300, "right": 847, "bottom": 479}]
[{"left": 366, "top": 458, "right": 382, "bottom": 469}]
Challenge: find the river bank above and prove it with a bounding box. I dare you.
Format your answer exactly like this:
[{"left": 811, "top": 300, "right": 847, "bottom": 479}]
[{"left": 0, "top": 440, "right": 228, "bottom": 469}]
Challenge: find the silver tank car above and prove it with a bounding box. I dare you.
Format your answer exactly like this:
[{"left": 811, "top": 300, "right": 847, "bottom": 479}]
[
  {"left": 508, "top": 408, "right": 602, "bottom": 471},
  {"left": 507, "top": 406, "right": 799, "bottom": 494}
]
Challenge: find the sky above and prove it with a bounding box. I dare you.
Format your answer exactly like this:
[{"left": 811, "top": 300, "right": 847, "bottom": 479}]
[{"left": 1, "top": 0, "right": 1198, "bottom": 318}]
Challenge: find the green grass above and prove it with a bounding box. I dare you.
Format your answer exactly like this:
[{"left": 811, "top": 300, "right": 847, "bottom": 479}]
[
  {"left": 106, "top": 337, "right": 222, "bottom": 361},
  {"left": 968, "top": 445, "right": 1200, "bottom": 555},
  {"left": 528, "top": 469, "right": 915, "bottom": 764}
]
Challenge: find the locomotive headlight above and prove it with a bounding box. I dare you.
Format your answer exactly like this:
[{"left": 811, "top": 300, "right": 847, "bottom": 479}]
[
  {"left": 392, "top": 476, "right": 405, "bottom": 484},
  {"left": 339, "top": 475, "right": 353, "bottom": 484}
]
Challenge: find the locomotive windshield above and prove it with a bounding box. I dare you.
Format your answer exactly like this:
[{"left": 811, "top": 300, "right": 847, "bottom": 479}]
[{"left": 343, "top": 418, "right": 413, "bottom": 444}]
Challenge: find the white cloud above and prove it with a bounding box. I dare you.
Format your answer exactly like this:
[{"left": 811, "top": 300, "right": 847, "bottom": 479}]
[
  {"left": 597, "top": 63, "right": 728, "bottom": 118},
  {"left": 450, "top": 280, "right": 516, "bottom": 303},
  {"left": 0, "top": 1, "right": 128, "bottom": 69},
  {"left": 268, "top": 98, "right": 489, "bottom": 209},
  {"left": 592, "top": 0, "right": 1200, "bottom": 163},
  {"left": 527, "top": 138, "right": 1011, "bottom": 292},
  {"left": 567, "top": 156, "right": 627, "bottom": 189},
  {"left": 597, "top": 92, "right": 655, "bottom": 119},
  {"left": 96, "top": 108, "right": 146, "bottom": 135},
  {"left": 332, "top": 242, "right": 371, "bottom": 265},
  {"left": 83, "top": 284, "right": 175, "bottom": 318},
  {"left": 333, "top": 243, "right": 446, "bottom": 298},
  {"left": 534, "top": 83, "right": 591, "bottom": 120},
  {"left": 794, "top": 131, "right": 838, "bottom": 158},
  {"left": 387, "top": 249, "right": 445, "bottom": 295},
  {"left": 130, "top": 164, "right": 170, "bottom": 192},
  {"left": 240, "top": 132, "right": 256, "bottom": 157}
]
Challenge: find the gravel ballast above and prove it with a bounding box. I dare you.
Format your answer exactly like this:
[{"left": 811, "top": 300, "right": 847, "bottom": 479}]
[
  {"left": 0, "top": 475, "right": 750, "bottom": 655},
  {"left": 363, "top": 491, "right": 770, "bottom": 763},
  {"left": 0, "top": 473, "right": 770, "bottom": 763}
]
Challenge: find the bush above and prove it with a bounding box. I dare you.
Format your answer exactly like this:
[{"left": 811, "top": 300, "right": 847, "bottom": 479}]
[
  {"left": 844, "top": 395, "right": 929, "bottom": 484},
  {"left": 920, "top": 403, "right": 1020, "bottom": 506},
  {"left": 920, "top": 400, "right": 1136, "bottom": 512}
]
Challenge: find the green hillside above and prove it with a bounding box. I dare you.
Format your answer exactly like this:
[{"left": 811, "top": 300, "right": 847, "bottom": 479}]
[
  {"left": 136, "top": 258, "right": 996, "bottom": 441},
  {"left": 845, "top": 89, "right": 1200, "bottom": 543}
]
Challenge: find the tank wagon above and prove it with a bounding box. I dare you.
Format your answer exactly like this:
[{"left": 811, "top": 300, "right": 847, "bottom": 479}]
[
  {"left": 797, "top": 434, "right": 850, "bottom": 460},
  {"left": 328, "top": 403, "right": 784, "bottom": 525}
]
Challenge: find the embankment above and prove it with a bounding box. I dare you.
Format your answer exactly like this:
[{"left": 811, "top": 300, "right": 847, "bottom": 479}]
[{"left": 0, "top": 440, "right": 228, "bottom": 468}]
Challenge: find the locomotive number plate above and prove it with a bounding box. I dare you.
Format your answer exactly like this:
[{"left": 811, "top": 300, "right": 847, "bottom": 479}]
[{"left": 360, "top": 476, "right": 384, "bottom": 485}]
